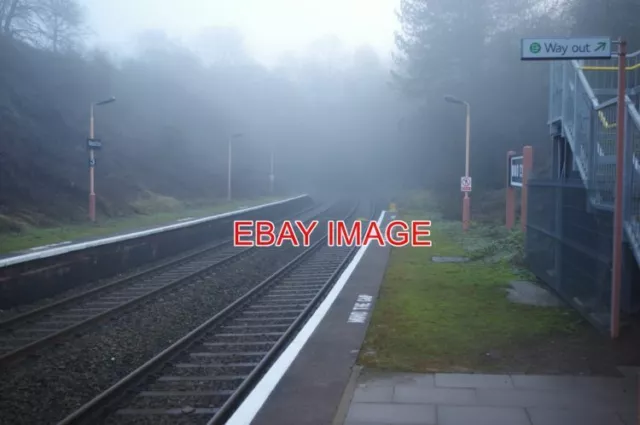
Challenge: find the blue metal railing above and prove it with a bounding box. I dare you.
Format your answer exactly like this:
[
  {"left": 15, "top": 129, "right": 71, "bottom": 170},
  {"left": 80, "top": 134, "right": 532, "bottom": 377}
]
[{"left": 549, "top": 57, "right": 640, "bottom": 266}]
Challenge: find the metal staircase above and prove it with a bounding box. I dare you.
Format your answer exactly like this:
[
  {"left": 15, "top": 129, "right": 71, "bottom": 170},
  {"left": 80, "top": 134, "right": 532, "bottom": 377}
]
[{"left": 549, "top": 51, "right": 640, "bottom": 268}]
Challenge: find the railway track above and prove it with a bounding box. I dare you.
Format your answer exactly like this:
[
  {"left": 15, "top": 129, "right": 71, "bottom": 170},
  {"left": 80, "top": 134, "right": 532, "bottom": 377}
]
[
  {"left": 57, "top": 200, "right": 374, "bottom": 425},
  {"left": 0, "top": 202, "right": 332, "bottom": 366}
]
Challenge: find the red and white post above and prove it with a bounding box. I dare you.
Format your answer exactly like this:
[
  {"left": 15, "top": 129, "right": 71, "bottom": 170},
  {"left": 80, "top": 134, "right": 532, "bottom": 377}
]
[
  {"left": 445, "top": 95, "right": 472, "bottom": 232},
  {"left": 611, "top": 38, "right": 627, "bottom": 339},
  {"left": 521, "top": 146, "right": 533, "bottom": 233}
]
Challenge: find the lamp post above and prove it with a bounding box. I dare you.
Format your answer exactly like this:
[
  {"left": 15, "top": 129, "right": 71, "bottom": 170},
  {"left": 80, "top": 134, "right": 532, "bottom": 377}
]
[
  {"left": 227, "top": 132, "right": 243, "bottom": 201},
  {"left": 444, "top": 95, "right": 471, "bottom": 231},
  {"left": 88, "top": 96, "right": 116, "bottom": 222}
]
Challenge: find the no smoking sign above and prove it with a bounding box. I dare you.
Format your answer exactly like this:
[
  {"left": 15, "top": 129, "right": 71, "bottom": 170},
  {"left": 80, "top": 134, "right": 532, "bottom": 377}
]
[{"left": 460, "top": 176, "right": 472, "bottom": 192}]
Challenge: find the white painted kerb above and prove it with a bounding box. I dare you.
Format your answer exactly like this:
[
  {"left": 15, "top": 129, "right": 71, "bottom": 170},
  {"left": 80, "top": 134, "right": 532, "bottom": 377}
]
[
  {"left": 0, "top": 195, "right": 308, "bottom": 268},
  {"left": 221, "top": 210, "right": 387, "bottom": 425}
]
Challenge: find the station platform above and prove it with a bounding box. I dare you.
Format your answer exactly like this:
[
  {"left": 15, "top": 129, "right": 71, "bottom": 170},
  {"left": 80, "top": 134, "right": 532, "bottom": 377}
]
[
  {"left": 225, "top": 210, "right": 639, "bottom": 425},
  {"left": 0, "top": 196, "right": 303, "bottom": 267}
]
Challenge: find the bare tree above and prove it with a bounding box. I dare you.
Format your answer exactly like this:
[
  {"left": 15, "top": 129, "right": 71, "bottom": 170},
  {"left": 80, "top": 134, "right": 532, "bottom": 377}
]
[
  {"left": 0, "top": 0, "right": 46, "bottom": 46},
  {"left": 0, "top": 0, "right": 17, "bottom": 33},
  {"left": 0, "top": 0, "right": 28, "bottom": 35},
  {"left": 0, "top": 0, "right": 86, "bottom": 52},
  {"left": 38, "top": 0, "right": 85, "bottom": 52}
]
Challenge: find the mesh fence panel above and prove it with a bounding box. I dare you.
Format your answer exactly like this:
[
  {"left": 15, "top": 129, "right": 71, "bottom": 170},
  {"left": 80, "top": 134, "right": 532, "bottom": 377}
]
[{"left": 526, "top": 179, "right": 613, "bottom": 332}]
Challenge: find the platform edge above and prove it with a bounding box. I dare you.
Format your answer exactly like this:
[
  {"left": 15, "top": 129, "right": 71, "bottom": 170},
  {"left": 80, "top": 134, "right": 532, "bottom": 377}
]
[{"left": 331, "top": 365, "right": 363, "bottom": 425}]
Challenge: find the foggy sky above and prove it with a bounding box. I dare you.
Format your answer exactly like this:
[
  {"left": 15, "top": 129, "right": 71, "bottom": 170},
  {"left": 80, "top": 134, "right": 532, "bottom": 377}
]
[{"left": 84, "top": 0, "right": 401, "bottom": 65}]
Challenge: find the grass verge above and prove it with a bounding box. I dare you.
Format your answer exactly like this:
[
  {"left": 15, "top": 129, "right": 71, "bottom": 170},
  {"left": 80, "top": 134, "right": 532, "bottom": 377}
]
[
  {"left": 0, "top": 196, "right": 283, "bottom": 255},
  {"left": 359, "top": 197, "right": 586, "bottom": 373}
]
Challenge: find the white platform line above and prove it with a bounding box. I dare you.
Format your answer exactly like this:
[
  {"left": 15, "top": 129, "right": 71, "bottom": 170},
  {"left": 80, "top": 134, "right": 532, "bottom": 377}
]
[{"left": 221, "top": 210, "right": 387, "bottom": 425}]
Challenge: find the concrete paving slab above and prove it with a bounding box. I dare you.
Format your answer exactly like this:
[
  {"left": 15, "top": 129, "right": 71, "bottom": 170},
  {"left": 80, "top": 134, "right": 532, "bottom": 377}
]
[
  {"left": 352, "top": 385, "right": 394, "bottom": 403},
  {"left": 393, "top": 386, "right": 477, "bottom": 405},
  {"left": 435, "top": 373, "right": 514, "bottom": 389},
  {"left": 570, "top": 375, "right": 638, "bottom": 394},
  {"left": 527, "top": 407, "right": 626, "bottom": 425},
  {"left": 512, "top": 374, "right": 637, "bottom": 394},
  {"left": 476, "top": 387, "right": 632, "bottom": 409},
  {"left": 346, "top": 402, "right": 437, "bottom": 424},
  {"left": 336, "top": 371, "right": 635, "bottom": 425},
  {"left": 511, "top": 374, "right": 577, "bottom": 390},
  {"left": 359, "top": 372, "right": 436, "bottom": 388},
  {"left": 437, "top": 406, "right": 531, "bottom": 425}
]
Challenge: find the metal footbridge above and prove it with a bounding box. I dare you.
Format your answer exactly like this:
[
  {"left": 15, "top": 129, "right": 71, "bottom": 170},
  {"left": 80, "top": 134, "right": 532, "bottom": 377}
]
[
  {"left": 525, "top": 43, "right": 640, "bottom": 335},
  {"left": 549, "top": 51, "right": 640, "bottom": 260}
]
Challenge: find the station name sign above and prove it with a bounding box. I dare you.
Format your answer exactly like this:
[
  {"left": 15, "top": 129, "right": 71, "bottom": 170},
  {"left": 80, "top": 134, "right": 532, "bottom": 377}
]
[
  {"left": 521, "top": 37, "right": 612, "bottom": 60},
  {"left": 87, "top": 138, "right": 102, "bottom": 150},
  {"left": 510, "top": 155, "right": 524, "bottom": 187}
]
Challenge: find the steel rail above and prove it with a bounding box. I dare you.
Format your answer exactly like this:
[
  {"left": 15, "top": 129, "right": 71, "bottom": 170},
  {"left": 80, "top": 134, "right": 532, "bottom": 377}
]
[
  {"left": 56, "top": 200, "right": 365, "bottom": 425},
  {"left": 0, "top": 203, "right": 330, "bottom": 366},
  {"left": 208, "top": 201, "right": 376, "bottom": 424}
]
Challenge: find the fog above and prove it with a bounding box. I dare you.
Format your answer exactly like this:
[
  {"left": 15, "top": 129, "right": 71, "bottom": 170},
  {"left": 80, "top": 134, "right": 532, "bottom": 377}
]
[
  {"left": 84, "top": 0, "right": 399, "bottom": 66},
  {"left": 0, "top": 0, "right": 637, "bottom": 221}
]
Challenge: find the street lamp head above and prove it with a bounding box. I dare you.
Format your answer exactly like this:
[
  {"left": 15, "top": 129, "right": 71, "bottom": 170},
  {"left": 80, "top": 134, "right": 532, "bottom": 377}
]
[
  {"left": 95, "top": 97, "right": 116, "bottom": 106},
  {"left": 444, "top": 95, "right": 463, "bottom": 105}
]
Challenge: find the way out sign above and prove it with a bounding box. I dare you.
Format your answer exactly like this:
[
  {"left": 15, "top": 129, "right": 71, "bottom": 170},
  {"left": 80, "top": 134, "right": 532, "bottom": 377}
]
[
  {"left": 521, "top": 37, "right": 612, "bottom": 60},
  {"left": 509, "top": 155, "right": 524, "bottom": 187},
  {"left": 460, "top": 176, "right": 472, "bottom": 192}
]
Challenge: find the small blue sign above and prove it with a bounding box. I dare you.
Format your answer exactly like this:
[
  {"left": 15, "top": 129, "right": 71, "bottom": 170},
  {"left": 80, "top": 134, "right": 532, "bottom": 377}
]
[{"left": 89, "top": 157, "right": 96, "bottom": 167}]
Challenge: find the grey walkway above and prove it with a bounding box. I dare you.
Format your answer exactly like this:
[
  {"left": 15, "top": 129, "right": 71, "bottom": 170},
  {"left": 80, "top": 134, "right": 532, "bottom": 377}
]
[{"left": 337, "top": 370, "right": 638, "bottom": 425}]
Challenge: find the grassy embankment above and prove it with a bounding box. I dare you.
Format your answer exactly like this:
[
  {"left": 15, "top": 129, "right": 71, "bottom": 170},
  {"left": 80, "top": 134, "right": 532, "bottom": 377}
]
[
  {"left": 0, "top": 195, "right": 283, "bottom": 255},
  {"left": 359, "top": 191, "right": 586, "bottom": 373}
]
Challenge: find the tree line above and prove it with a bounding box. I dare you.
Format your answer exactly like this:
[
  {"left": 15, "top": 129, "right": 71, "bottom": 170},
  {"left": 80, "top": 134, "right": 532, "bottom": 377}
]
[
  {"left": 0, "top": 13, "right": 401, "bottom": 221},
  {"left": 3, "top": 0, "right": 639, "bottom": 223},
  {"left": 392, "top": 0, "right": 640, "bottom": 199}
]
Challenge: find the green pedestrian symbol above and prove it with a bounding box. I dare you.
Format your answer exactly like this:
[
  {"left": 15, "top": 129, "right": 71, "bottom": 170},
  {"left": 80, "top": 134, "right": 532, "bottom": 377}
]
[{"left": 529, "top": 42, "right": 541, "bottom": 54}]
